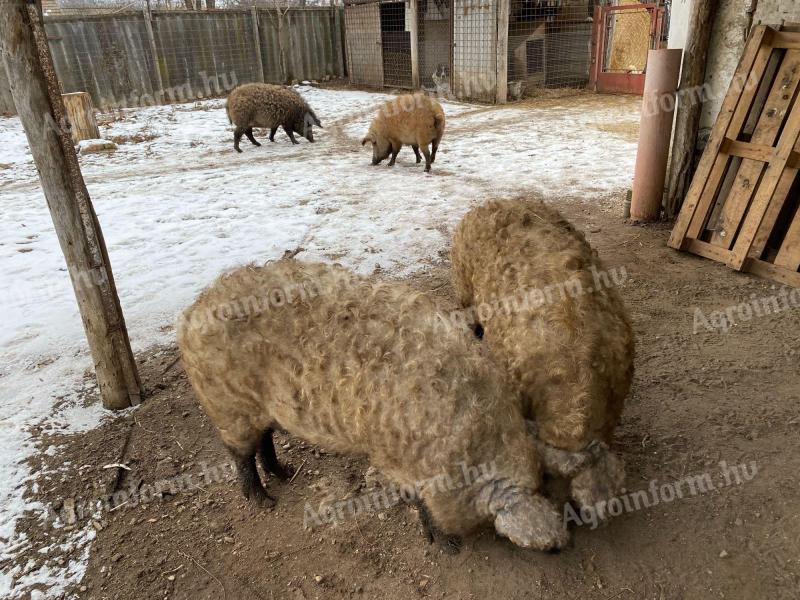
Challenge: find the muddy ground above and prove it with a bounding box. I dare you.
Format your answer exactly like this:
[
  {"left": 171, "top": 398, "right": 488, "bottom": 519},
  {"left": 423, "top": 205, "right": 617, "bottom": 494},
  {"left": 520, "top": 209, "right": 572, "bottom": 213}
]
[{"left": 9, "top": 192, "right": 800, "bottom": 600}]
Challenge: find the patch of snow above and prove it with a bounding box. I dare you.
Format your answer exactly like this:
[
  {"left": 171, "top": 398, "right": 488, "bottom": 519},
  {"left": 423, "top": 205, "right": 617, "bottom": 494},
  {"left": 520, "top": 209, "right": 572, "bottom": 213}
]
[{"left": 0, "top": 87, "right": 640, "bottom": 597}]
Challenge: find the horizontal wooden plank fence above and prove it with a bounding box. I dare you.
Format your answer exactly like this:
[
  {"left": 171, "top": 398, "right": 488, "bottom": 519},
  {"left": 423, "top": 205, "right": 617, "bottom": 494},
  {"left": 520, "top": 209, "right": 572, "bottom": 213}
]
[{"left": 0, "top": 8, "right": 346, "bottom": 114}]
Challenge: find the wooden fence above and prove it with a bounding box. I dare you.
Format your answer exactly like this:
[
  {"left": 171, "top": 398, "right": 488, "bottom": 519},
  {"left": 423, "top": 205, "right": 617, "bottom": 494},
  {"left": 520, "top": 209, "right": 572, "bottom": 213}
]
[{"left": 0, "top": 8, "right": 346, "bottom": 114}]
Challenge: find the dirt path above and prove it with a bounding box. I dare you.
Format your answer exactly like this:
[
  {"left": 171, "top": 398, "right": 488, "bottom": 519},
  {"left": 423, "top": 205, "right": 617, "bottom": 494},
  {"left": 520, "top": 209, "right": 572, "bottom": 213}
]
[{"left": 10, "top": 191, "right": 799, "bottom": 600}]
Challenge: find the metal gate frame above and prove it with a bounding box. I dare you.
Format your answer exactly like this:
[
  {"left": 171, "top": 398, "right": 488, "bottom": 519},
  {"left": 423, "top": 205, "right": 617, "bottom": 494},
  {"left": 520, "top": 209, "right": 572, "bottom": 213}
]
[{"left": 589, "top": 3, "right": 665, "bottom": 95}]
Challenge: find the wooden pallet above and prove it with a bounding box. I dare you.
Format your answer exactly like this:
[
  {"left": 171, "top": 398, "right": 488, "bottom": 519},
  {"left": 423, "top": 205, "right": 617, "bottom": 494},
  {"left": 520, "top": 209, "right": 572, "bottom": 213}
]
[{"left": 669, "top": 25, "right": 800, "bottom": 288}]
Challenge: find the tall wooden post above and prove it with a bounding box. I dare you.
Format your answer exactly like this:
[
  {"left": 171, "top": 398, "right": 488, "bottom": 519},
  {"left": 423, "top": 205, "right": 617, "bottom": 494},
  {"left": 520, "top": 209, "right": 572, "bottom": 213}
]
[
  {"left": 143, "top": 6, "right": 165, "bottom": 104},
  {"left": 496, "top": 0, "right": 509, "bottom": 103},
  {"left": 251, "top": 7, "right": 266, "bottom": 83},
  {"left": 664, "top": 0, "right": 719, "bottom": 218},
  {"left": 0, "top": 0, "right": 142, "bottom": 409},
  {"left": 409, "top": 0, "right": 420, "bottom": 89}
]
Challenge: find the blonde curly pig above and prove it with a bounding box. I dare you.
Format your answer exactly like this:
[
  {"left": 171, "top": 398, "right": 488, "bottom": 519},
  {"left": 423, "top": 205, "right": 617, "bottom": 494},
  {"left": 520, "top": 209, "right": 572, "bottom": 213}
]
[
  {"left": 177, "top": 260, "right": 568, "bottom": 552},
  {"left": 361, "top": 93, "right": 445, "bottom": 172},
  {"left": 451, "top": 198, "right": 635, "bottom": 518}
]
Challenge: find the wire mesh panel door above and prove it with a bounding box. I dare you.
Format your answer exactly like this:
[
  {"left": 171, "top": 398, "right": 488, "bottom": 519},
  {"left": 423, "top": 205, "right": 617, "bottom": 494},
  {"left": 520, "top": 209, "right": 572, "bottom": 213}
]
[
  {"left": 418, "top": 0, "right": 452, "bottom": 94},
  {"left": 380, "top": 1, "right": 413, "bottom": 87},
  {"left": 452, "top": 0, "right": 497, "bottom": 102},
  {"left": 345, "top": 0, "right": 384, "bottom": 88}
]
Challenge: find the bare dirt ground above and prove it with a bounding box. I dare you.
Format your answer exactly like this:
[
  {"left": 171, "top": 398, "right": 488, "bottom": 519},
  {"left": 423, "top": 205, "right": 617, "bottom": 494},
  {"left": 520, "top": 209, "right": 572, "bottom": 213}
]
[{"left": 10, "top": 192, "right": 800, "bottom": 600}]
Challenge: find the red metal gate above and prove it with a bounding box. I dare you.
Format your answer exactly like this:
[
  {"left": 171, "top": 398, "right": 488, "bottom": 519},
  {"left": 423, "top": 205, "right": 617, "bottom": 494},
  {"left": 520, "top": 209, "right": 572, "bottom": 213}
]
[{"left": 589, "top": 3, "right": 666, "bottom": 95}]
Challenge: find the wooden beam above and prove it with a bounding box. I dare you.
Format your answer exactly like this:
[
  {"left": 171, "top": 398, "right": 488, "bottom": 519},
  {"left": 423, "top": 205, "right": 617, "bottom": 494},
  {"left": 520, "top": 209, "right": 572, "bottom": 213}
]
[
  {"left": 720, "top": 138, "right": 773, "bottom": 162},
  {"left": 743, "top": 258, "right": 800, "bottom": 288},
  {"left": 496, "top": 0, "right": 509, "bottom": 104},
  {"left": 143, "top": 7, "right": 165, "bottom": 104},
  {"left": 685, "top": 239, "right": 733, "bottom": 263},
  {"left": 409, "top": 0, "right": 420, "bottom": 89},
  {"left": 0, "top": 0, "right": 142, "bottom": 409},
  {"left": 772, "top": 32, "right": 800, "bottom": 49},
  {"left": 720, "top": 138, "right": 800, "bottom": 168},
  {"left": 773, "top": 209, "right": 800, "bottom": 270},
  {"left": 664, "top": 0, "right": 718, "bottom": 218},
  {"left": 251, "top": 7, "right": 266, "bottom": 83}
]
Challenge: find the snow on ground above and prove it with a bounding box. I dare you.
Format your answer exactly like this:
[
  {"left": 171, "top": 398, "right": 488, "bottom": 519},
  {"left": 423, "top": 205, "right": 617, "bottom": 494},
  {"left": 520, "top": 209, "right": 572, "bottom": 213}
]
[{"left": 0, "top": 86, "right": 640, "bottom": 596}]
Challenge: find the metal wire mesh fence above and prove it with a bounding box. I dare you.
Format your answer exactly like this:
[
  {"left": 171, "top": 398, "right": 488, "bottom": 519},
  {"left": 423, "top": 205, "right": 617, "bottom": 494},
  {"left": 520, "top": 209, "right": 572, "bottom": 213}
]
[
  {"left": 344, "top": 0, "right": 498, "bottom": 100},
  {"left": 344, "top": 0, "right": 609, "bottom": 102},
  {"left": 507, "top": 0, "right": 593, "bottom": 99},
  {"left": 417, "top": 0, "right": 450, "bottom": 92},
  {"left": 380, "top": 1, "right": 412, "bottom": 87}
]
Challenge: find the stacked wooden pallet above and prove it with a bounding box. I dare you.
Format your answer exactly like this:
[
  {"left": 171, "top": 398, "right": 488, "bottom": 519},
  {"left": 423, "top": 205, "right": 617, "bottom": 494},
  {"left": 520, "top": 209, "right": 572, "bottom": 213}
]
[{"left": 669, "top": 25, "right": 800, "bottom": 287}]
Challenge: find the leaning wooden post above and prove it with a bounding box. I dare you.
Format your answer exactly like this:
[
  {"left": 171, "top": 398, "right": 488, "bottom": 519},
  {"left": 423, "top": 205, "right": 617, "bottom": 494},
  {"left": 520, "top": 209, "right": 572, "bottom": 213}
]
[
  {"left": 664, "top": 0, "right": 719, "bottom": 218},
  {"left": 0, "top": 0, "right": 143, "bottom": 409}
]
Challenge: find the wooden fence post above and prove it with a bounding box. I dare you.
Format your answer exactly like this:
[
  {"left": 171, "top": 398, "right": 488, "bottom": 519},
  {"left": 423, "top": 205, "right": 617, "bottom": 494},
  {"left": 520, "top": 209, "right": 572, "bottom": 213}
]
[
  {"left": 335, "top": 4, "right": 346, "bottom": 78},
  {"left": 496, "top": 0, "right": 509, "bottom": 103},
  {"left": 251, "top": 7, "right": 266, "bottom": 82},
  {"left": 143, "top": 7, "right": 165, "bottom": 104},
  {"left": 409, "top": 0, "right": 420, "bottom": 89},
  {"left": 62, "top": 92, "right": 100, "bottom": 143},
  {"left": 0, "top": 0, "right": 142, "bottom": 410}
]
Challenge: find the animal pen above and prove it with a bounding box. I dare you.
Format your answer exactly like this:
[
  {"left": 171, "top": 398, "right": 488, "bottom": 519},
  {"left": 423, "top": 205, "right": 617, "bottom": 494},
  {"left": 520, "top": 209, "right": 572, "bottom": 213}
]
[{"left": 343, "top": 0, "right": 667, "bottom": 102}]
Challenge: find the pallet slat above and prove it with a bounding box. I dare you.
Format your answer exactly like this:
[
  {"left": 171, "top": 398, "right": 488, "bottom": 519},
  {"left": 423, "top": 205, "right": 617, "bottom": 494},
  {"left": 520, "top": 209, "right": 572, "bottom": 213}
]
[
  {"left": 744, "top": 258, "right": 800, "bottom": 287},
  {"left": 748, "top": 166, "right": 800, "bottom": 258},
  {"left": 710, "top": 49, "right": 800, "bottom": 249},
  {"left": 774, "top": 211, "right": 800, "bottom": 270}
]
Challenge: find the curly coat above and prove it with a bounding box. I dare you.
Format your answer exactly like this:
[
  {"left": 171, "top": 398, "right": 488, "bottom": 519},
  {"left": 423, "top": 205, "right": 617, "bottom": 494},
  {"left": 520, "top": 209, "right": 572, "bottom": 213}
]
[
  {"left": 177, "top": 260, "right": 568, "bottom": 551},
  {"left": 226, "top": 83, "right": 321, "bottom": 152},
  {"left": 451, "top": 199, "right": 634, "bottom": 452},
  {"left": 361, "top": 93, "right": 445, "bottom": 172}
]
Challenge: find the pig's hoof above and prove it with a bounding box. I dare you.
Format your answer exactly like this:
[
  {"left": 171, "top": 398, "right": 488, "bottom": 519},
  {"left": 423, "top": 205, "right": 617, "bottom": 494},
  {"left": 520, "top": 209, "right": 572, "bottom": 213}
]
[
  {"left": 272, "top": 462, "right": 295, "bottom": 481},
  {"left": 245, "top": 486, "right": 276, "bottom": 509},
  {"left": 440, "top": 535, "right": 462, "bottom": 555}
]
